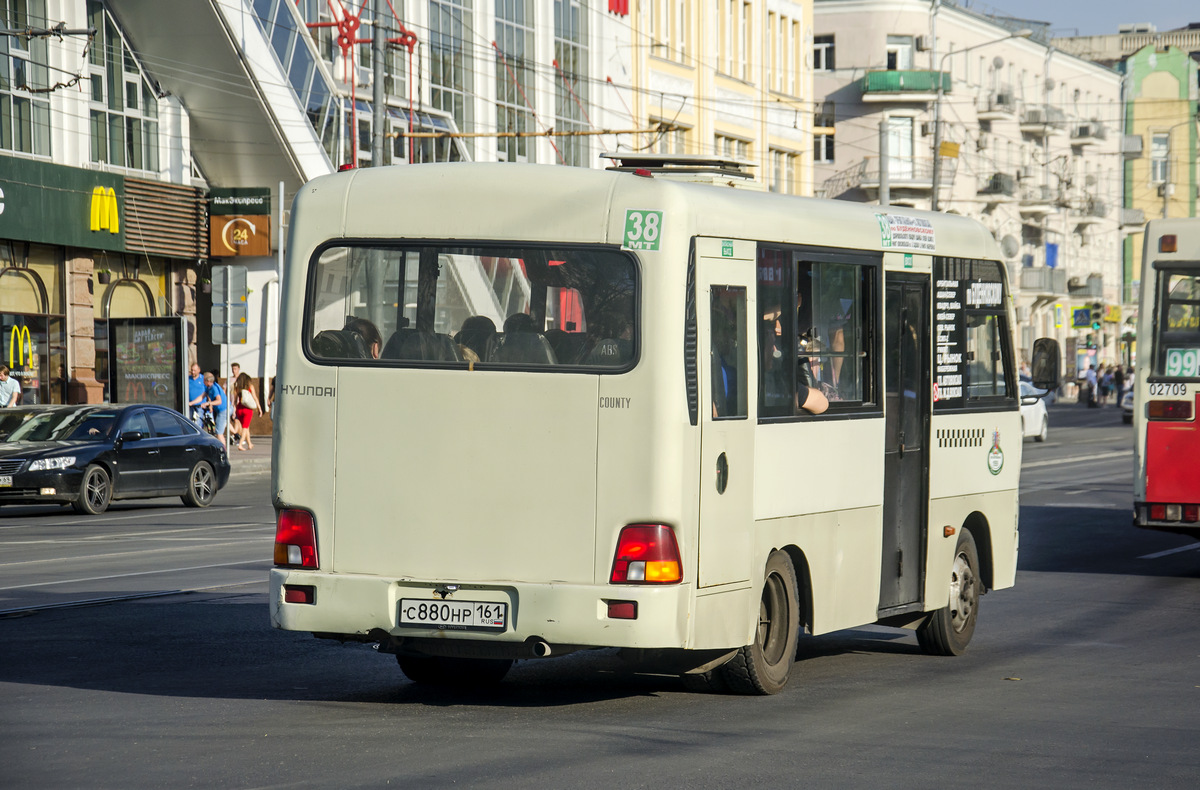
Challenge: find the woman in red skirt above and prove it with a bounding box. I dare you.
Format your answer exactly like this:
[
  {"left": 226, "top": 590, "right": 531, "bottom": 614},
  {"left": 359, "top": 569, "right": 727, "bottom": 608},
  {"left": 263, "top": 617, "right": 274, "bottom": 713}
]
[{"left": 232, "top": 372, "right": 262, "bottom": 450}]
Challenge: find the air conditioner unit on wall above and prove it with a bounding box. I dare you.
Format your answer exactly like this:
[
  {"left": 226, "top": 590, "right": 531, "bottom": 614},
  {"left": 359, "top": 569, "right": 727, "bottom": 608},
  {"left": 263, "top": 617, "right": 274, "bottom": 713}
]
[{"left": 916, "top": 35, "right": 932, "bottom": 52}]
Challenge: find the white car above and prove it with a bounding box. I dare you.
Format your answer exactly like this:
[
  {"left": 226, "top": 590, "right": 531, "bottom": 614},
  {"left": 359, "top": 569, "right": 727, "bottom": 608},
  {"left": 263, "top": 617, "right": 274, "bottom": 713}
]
[
  {"left": 1020, "top": 381, "right": 1049, "bottom": 442},
  {"left": 1121, "top": 387, "right": 1134, "bottom": 424}
]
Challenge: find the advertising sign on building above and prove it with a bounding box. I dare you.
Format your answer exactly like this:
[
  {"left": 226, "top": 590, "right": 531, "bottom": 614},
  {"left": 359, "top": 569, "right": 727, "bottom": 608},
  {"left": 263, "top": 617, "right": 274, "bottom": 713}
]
[
  {"left": 108, "top": 317, "right": 188, "bottom": 413},
  {"left": 0, "top": 155, "right": 125, "bottom": 251},
  {"left": 209, "top": 187, "right": 272, "bottom": 257}
]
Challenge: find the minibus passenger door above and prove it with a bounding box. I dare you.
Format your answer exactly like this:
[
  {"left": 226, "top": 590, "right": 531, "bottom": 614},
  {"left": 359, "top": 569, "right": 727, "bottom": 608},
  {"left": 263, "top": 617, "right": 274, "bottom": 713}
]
[
  {"left": 697, "top": 261, "right": 756, "bottom": 588},
  {"left": 880, "top": 276, "right": 930, "bottom": 611}
]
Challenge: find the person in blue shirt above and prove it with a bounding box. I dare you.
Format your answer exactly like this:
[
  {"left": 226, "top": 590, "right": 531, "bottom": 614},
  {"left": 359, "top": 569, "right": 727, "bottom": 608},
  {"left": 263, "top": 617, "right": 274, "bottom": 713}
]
[
  {"left": 187, "top": 363, "right": 205, "bottom": 424},
  {"left": 200, "top": 371, "right": 227, "bottom": 446}
]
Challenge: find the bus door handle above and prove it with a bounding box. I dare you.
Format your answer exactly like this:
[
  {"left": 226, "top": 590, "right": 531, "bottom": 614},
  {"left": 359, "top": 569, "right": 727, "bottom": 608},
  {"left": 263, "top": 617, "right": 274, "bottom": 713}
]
[{"left": 715, "top": 452, "right": 729, "bottom": 495}]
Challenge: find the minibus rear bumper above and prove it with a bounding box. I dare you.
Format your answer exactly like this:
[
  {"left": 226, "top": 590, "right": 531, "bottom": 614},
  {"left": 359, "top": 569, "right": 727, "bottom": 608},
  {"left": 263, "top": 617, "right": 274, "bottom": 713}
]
[{"left": 269, "top": 569, "right": 694, "bottom": 651}]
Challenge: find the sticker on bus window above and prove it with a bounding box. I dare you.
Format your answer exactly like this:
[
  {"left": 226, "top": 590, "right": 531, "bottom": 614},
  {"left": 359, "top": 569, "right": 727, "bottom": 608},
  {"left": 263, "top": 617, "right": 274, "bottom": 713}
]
[
  {"left": 876, "top": 213, "right": 935, "bottom": 252},
  {"left": 1165, "top": 348, "right": 1200, "bottom": 378},
  {"left": 623, "top": 210, "right": 663, "bottom": 251}
]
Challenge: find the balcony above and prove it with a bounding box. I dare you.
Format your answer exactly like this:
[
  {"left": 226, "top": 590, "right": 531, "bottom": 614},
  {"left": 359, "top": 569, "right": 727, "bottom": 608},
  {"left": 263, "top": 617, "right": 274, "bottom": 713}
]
[
  {"left": 1072, "top": 199, "right": 1109, "bottom": 226},
  {"left": 978, "top": 172, "right": 1018, "bottom": 202},
  {"left": 1071, "top": 122, "right": 1108, "bottom": 147},
  {"left": 859, "top": 70, "right": 950, "bottom": 103},
  {"left": 821, "top": 155, "right": 956, "bottom": 197},
  {"left": 1068, "top": 274, "right": 1105, "bottom": 298},
  {"left": 977, "top": 90, "right": 1017, "bottom": 120},
  {"left": 1019, "top": 184, "right": 1057, "bottom": 216},
  {"left": 1020, "top": 104, "right": 1068, "bottom": 135},
  {"left": 1120, "top": 207, "right": 1146, "bottom": 228},
  {"left": 1019, "top": 266, "right": 1068, "bottom": 295}
]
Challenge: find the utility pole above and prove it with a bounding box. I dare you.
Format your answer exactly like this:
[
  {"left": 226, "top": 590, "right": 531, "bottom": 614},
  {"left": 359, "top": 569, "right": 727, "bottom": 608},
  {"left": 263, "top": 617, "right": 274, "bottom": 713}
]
[{"left": 371, "top": 0, "right": 386, "bottom": 166}]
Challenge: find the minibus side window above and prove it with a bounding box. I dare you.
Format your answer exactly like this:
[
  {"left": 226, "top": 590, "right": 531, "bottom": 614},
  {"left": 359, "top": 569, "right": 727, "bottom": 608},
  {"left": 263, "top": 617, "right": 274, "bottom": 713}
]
[
  {"left": 757, "top": 245, "right": 877, "bottom": 418},
  {"left": 711, "top": 286, "right": 747, "bottom": 419},
  {"left": 933, "top": 257, "right": 1015, "bottom": 408}
]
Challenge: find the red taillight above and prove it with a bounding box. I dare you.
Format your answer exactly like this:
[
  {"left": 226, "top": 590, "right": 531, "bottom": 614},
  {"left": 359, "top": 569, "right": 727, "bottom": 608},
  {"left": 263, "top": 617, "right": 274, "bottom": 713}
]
[
  {"left": 610, "top": 524, "right": 682, "bottom": 584},
  {"left": 1147, "top": 400, "right": 1193, "bottom": 421},
  {"left": 1150, "top": 504, "right": 1167, "bottom": 521},
  {"left": 1184, "top": 505, "right": 1200, "bottom": 523},
  {"left": 274, "top": 509, "right": 318, "bottom": 568}
]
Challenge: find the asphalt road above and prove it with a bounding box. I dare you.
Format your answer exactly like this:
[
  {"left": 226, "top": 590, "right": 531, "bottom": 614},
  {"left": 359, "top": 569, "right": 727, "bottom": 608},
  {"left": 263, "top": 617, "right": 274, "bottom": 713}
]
[{"left": 1, "top": 405, "right": 1198, "bottom": 789}]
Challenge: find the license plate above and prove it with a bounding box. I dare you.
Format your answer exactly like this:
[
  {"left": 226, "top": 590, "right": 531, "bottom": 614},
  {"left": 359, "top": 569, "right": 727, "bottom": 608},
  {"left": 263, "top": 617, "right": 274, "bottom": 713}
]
[
  {"left": 0, "top": 476, "right": 11, "bottom": 487},
  {"left": 399, "top": 599, "right": 507, "bottom": 631}
]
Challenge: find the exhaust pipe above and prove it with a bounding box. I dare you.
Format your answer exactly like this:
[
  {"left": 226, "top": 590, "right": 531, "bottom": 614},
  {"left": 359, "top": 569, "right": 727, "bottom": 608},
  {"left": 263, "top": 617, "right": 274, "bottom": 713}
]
[{"left": 530, "top": 640, "right": 552, "bottom": 658}]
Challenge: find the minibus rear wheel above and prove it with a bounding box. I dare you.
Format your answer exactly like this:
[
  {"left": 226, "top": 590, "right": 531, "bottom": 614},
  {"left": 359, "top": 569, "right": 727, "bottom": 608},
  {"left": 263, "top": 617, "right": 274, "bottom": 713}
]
[
  {"left": 917, "top": 529, "right": 980, "bottom": 656},
  {"left": 720, "top": 549, "right": 800, "bottom": 695},
  {"left": 397, "top": 655, "right": 513, "bottom": 686}
]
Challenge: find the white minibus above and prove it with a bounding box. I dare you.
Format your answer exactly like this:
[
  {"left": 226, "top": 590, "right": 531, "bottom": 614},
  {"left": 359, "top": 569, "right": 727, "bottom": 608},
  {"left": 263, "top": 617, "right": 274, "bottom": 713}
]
[{"left": 270, "top": 158, "right": 1057, "bottom": 694}]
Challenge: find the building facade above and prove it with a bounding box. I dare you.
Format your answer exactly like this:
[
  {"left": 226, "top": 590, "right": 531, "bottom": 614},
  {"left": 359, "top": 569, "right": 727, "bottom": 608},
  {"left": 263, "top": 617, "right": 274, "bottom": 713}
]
[
  {"left": 1, "top": 0, "right": 204, "bottom": 407},
  {"left": 618, "top": 0, "right": 816, "bottom": 195},
  {"left": 813, "top": 0, "right": 1123, "bottom": 369}
]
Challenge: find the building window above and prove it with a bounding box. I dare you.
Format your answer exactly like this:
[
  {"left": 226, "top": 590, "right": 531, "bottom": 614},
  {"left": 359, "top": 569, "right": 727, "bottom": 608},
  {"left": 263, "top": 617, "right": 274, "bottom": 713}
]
[
  {"left": 86, "top": 1, "right": 159, "bottom": 171},
  {"left": 770, "top": 149, "right": 796, "bottom": 194},
  {"left": 886, "top": 35, "right": 913, "bottom": 70},
  {"left": 554, "top": 0, "right": 589, "bottom": 167},
  {"left": 495, "top": 0, "right": 535, "bottom": 163},
  {"left": 1, "top": 0, "right": 51, "bottom": 156},
  {"left": 430, "top": 0, "right": 474, "bottom": 159},
  {"left": 813, "top": 34, "right": 835, "bottom": 72},
  {"left": 716, "top": 134, "right": 749, "bottom": 160},
  {"left": 770, "top": 14, "right": 800, "bottom": 94},
  {"left": 814, "top": 133, "right": 834, "bottom": 163},
  {"left": 649, "top": 122, "right": 687, "bottom": 155},
  {"left": 1150, "top": 133, "right": 1169, "bottom": 184}
]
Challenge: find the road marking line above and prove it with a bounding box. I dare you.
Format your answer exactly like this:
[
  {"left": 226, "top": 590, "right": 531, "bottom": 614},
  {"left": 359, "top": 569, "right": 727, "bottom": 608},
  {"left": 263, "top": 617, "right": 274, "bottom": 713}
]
[
  {"left": 1023, "top": 449, "right": 1133, "bottom": 469},
  {"left": 1139, "top": 542, "right": 1200, "bottom": 560},
  {"left": 0, "top": 504, "right": 259, "bottom": 530},
  {"left": 0, "top": 559, "right": 267, "bottom": 591}
]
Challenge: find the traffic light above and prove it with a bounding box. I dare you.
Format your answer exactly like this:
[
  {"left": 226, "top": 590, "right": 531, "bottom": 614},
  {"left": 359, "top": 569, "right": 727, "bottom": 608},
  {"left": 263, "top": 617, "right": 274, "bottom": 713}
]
[{"left": 1091, "top": 302, "right": 1102, "bottom": 331}]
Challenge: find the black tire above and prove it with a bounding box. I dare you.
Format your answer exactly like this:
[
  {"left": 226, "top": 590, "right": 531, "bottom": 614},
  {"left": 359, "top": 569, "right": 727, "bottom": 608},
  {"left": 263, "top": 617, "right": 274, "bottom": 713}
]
[
  {"left": 73, "top": 465, "right": 111, "bottom": 515},
  {"left": 181, "top": 461, "right": 217, "bottom": 508},
  {"left": 917, "top": 529, "right": 981, "bottom": 656},
  {"left": 719, "top": 550, "right": 800, "bottom": 695},
  {"left": 397, "top": 655, "right": 513, "bottom": 686},
  {"left": 1122, "top": 414, "right": 1132, "bottom": 425}
]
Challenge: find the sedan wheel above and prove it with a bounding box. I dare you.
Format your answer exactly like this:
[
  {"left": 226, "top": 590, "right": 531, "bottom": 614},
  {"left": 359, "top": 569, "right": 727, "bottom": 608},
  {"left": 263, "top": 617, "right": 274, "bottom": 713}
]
[
  {"left": 1035, "top": 416, "right": 1048, "bottom": 443},
  {"left": 73, "top": 465, "right": 112, "bottom": 515},
  {"left": 182, "top": 461, "right": 216, "bottom": 508}
]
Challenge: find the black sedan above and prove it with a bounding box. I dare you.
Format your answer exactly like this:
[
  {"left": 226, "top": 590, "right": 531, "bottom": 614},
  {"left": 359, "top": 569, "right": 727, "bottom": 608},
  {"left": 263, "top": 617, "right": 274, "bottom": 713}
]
[{"left": 0, "top": 404, "right": 230, "bottom": 514}]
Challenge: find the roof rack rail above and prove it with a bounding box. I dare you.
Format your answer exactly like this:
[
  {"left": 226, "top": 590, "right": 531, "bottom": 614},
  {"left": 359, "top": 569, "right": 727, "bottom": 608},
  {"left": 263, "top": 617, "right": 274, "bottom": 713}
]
[{"left": 600, "top": 153, "right": 762, "bottom": 189}]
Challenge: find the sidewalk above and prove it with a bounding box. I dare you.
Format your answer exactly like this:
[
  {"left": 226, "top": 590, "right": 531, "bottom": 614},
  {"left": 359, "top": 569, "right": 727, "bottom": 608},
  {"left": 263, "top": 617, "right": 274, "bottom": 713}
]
[{"left": 226, "top": 433, "right": 272, "bottom": 476}]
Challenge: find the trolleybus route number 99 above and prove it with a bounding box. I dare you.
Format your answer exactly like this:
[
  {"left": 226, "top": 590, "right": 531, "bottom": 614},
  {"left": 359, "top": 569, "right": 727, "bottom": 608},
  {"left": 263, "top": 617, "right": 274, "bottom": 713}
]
[{"left": 1163, "top": 348, "right": 1200, "bottom": 379}]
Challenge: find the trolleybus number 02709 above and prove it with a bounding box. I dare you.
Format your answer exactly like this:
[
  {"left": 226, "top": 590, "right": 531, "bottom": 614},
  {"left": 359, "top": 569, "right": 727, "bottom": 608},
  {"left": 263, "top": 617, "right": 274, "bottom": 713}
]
[
  {"left": 1148, "top": 382, "right": 1189, "bottom": 396},
  {"left": 399, "top": 599, "right": 508, "bottom": 631}
]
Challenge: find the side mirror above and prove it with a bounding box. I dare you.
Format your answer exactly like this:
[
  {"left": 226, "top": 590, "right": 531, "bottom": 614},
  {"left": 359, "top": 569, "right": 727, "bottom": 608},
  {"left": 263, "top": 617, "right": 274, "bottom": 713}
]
[
  {"left": 1020, "top": 396, "right": 1038, "bottom": 407},
  {"left": 120, "top": 430, "right": 146, "bottom": 443},
  {"left": 1030, "top": 338, "right": 1061, "bottom": 392}
]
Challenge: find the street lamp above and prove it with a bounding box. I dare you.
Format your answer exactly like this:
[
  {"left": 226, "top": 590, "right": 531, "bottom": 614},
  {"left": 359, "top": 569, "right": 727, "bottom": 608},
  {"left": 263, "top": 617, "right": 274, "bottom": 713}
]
[{"left": 930, "top": 28, "right": 1033, "bottom": 211}]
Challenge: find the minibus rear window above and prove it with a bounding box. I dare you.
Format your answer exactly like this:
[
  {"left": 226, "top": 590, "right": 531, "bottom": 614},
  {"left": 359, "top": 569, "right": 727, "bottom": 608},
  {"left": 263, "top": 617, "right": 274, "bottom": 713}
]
[{"left": 305, "top": 243, "right": 638, "bottom": 371}]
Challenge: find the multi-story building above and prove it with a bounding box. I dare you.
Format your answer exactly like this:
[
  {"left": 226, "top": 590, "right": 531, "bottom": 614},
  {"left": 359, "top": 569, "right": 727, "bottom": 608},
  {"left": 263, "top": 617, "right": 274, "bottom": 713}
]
[
  {"left": 1, "top": 0, "right": 206, "bottom": 406},
  {"left": 813, "top": 0, "right": 1123, "bottom": 368},
  {"left": 619, "top": 0, "right": 816, "bottom": 195},
  {"left": 1056, "top": 25, "right": 1200, "bottom": 366}
]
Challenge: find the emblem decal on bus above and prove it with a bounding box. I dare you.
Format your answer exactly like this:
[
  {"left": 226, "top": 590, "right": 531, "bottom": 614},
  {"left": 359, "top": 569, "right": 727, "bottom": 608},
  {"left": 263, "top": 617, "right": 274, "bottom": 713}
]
[
  {"left": 281, "top": 384, "right": 336, "bottom": 398},
  {"left": 987, "top": 429, "right": 1005, "bottom": 475}
]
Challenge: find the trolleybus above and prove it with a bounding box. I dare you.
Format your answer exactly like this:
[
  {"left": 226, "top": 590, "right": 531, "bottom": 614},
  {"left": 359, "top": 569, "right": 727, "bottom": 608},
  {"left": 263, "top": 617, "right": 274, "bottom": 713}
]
[
  {"left": 1132, "top": 218, "right": 1200, "bottom": 535},
  {"left": 269, "top": 158, "right": 1058, "bottom": 693}
]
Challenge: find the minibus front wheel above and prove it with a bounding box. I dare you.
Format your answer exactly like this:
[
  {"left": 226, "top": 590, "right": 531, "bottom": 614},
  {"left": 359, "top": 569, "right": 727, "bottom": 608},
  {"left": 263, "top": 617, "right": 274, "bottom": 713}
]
[
  {"left": 720, "top": 549, "right": 800, "bottom": 695},
  {"left": 917, "top": 529, "right": 980, "bottom": 656}
]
